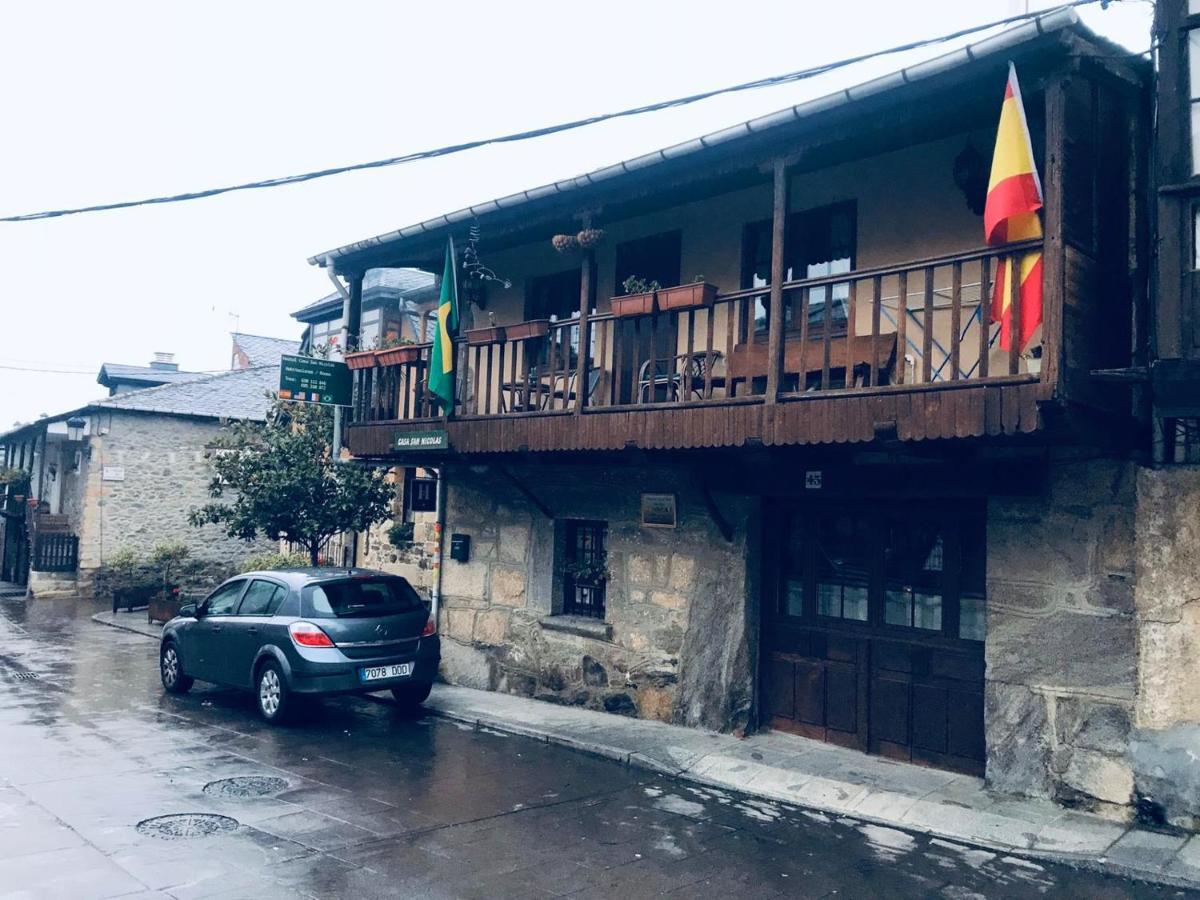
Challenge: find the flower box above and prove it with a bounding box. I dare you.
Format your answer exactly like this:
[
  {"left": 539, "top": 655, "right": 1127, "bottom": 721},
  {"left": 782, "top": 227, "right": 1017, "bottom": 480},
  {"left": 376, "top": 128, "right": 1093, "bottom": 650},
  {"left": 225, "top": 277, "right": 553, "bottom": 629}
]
[
  {"left": 148, "top": 589, "right": 184, "bottom": 625},
  {"left": 465, "top": 325, "right": 507, "bottom": 346},
  {"left": 377, "top": 345, "right": 423, "bottom": 366},
  {"left": 343, "top": 350, "right": 378, "bottom": 370},
  {"left": 611, "top": 291, "right": 656, "bottom": 318},
  {"left": 658, "top": 281, "right": 718, "bottom": 311},
  {"left": 505, "top": 319, "right": 550, "bottom": 341}
]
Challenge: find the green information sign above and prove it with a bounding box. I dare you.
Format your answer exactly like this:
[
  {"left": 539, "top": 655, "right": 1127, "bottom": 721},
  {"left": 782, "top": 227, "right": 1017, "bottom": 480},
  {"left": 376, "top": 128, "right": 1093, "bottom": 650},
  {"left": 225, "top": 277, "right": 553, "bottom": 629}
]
[
  {"left": 278, "top": 355, "right": 352, "bottom": 407},
  {"left": 394, "top": 430, "right": 450, "bottom": 451}
]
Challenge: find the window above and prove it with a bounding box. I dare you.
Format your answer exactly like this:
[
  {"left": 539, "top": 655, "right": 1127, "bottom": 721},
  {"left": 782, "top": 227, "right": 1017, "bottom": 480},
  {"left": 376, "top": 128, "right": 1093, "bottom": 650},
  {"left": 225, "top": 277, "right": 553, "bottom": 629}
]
[
  {"left": 561, "top": 520, "right": 607, "bottom": 619},
  {"left": 742, "top": 202, "right": 856, "bottom": 334},
  {"left": 526, "top": 268, "right": 582, "bottom": 322},
  {"left": 303, "top": 577, "right": 423, "bottom": 618},
  {"left": 407, "top": 469, "right": 438, "bottom": 513},
  {"left": 237, "top": 580, "right": 287, "bottom": 617},
  {"left": 780, "top": 504, "right": 984, "bottom": 641},
  {"left": 614, "top": 231, "right": 682, "bottom": 294},
  {"left": 204, "top": 580, "right": 245, "bottom": 616}
]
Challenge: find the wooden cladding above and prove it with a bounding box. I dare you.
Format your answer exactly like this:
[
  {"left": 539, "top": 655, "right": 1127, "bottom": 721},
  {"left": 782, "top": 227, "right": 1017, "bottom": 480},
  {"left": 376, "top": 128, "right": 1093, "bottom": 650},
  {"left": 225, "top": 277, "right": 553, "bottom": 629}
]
[{"left": 348, "top": 379, "right": 1043, "bottom": 457}]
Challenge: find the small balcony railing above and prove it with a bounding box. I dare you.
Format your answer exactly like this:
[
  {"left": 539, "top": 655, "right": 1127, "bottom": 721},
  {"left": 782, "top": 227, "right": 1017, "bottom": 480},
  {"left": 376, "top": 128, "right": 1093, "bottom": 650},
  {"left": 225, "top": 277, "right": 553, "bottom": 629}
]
[{"left": 350, "top": 240, "right": 1044, "bottom": 425}]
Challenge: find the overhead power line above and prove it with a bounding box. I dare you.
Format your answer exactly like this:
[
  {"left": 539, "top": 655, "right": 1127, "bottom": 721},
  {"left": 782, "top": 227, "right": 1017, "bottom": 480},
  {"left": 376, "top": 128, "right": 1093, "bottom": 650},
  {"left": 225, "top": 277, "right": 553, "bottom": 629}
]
[{"left": 1, "top": 0, "right": 1119, "bottom": 224}]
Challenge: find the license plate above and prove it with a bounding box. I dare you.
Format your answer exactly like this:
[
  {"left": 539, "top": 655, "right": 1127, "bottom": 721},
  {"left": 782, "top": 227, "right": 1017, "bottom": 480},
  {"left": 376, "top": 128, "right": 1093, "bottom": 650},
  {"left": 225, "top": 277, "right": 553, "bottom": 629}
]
[{"left": 359, "top": 663, "right": 414, "bottom": 683}]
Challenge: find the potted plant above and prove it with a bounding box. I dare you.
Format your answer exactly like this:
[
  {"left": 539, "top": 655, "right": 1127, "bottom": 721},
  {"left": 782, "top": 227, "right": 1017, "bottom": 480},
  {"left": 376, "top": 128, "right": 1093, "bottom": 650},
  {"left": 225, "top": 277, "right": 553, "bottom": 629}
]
[
  {"left": 465, "top": 313, "right": 507, "bottom": 346},
  {"left": 147, "top": 540, "right": 191, "bottom": 623},
  {"left": 551, "top": 234, "right": 579, "bottom": 254},
  {"left": 343, "top": 348, "right": 378, "bottom": 370},
  {"left": 562, "top": 554, "right": 610, "bottom": 586},
  {"left": 658, "top": 276, "right": 719, "bottom": 312},
  {"left": 576, "top": 228, "right": 605, "bottom": 250},
  {"left": 376, "top": 337, "right": 423, "bottom": 366},
  {"left": 612, "top": 276, "right": 659, "bottom": 318},
  {"left": 506, "top": 319, "right": 551, "bottom": 341}
]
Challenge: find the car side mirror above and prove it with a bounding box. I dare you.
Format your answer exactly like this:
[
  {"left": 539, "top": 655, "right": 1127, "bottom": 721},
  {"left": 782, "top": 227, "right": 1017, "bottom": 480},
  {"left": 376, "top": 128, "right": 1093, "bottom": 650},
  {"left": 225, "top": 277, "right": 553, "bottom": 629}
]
[{"left": 178, "top": 603, "right": 198, "bottom": 618}]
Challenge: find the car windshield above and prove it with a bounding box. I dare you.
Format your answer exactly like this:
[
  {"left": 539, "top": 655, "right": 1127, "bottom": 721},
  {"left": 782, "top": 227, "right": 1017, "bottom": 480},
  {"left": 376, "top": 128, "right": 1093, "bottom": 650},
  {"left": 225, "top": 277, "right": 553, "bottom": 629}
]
[{"left": 302, "top": 577, "right": 423, "bottom": 619}]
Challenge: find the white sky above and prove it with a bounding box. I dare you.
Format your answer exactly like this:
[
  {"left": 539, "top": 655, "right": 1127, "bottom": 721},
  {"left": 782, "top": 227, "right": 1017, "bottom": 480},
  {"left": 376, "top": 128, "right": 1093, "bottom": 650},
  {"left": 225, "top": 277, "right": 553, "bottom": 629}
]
[{"left": 0, "top": 0, "right": 1151, "bottom": 428}]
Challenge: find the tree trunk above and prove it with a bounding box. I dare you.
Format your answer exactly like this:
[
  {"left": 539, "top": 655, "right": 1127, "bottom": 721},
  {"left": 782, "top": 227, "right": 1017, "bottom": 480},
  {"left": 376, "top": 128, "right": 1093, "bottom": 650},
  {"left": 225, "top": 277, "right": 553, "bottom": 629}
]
[{"left": 309, "top": 542, "right": 321, "bottom": 567}]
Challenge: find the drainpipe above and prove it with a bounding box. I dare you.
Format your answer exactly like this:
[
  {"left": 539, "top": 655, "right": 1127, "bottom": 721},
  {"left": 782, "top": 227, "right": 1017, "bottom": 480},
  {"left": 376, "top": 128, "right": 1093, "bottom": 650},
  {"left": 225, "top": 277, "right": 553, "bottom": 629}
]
[{"left": 429, "top": 467, "right": 448, "bottom": 626}]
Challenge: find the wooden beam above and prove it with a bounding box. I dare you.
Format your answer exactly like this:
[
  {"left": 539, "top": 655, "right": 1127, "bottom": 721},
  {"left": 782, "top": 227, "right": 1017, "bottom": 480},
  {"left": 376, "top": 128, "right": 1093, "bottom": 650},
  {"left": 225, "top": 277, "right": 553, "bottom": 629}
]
[
  {"left": 765, "top": 158, "right": 788, "bottom": 403},
  {"left": 699, "top": 481, "right": 734, "bottom": 543},
  {"left": 575, "top": 248, "right": 594, "bottom": 414},
  {"left": 1041, "top": 77, "right": 1067, "bottom": 396},
  {"left": 342, "top": 272, "right": 364, "bottom": 352},
  {"left": 499, "top": 466, "right": 554, "bottom": 518}
]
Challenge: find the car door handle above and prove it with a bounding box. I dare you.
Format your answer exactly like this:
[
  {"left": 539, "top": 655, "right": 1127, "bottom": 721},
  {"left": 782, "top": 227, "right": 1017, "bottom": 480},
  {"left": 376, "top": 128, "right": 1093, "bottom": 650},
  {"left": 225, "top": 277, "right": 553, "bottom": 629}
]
[
  {"left": 211, "top": 624, "right": 222, "bottom": 632},
  {"left": 246, "top": 627, "right": 259, "bottom": 635}
]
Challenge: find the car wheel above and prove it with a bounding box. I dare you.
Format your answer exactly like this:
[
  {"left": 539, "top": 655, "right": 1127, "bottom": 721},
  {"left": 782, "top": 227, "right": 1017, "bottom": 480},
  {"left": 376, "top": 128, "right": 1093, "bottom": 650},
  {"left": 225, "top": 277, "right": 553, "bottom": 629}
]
[
  {"left": 256, "top": 660, "right": 290, "bottom": 724},
  {"left": 391, "top": 682, "right": 432, "bottom": 709},
  {"left": 160, "top": 642, "right": 193, "bottom": 694}
]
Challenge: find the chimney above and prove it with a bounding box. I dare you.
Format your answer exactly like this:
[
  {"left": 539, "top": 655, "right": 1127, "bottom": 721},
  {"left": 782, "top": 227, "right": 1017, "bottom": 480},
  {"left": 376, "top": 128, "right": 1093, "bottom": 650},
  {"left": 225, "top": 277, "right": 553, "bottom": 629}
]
[{"left": 150, "top": 352, "right": 178, "bottom": 372}]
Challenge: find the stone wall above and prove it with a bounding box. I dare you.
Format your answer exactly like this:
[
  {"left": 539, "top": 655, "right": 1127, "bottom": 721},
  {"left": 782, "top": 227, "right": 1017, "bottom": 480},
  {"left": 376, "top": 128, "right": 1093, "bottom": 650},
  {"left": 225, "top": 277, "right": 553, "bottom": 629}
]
[
  {"left": 985, "top": 455, "right": 1139, "bottom": 816},
  {"left": 1130, "top": 466, "right": 1200, "bottom": 830},
  {"left": 436, "top": 463, "right": 756, "bottom": 732},
  {"left": 67, "top": 410, "right": 274, "bottom": 590},
  {"left": 356, "top": 467, "right": 438, "bottom": 592}
]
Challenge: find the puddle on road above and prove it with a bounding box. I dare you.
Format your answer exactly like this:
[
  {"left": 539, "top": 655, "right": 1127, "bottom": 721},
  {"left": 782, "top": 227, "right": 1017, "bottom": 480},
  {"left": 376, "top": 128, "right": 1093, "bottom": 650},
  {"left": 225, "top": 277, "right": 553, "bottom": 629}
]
[{"left": 653, "top": 794, "right": 706, "bottom": 817}]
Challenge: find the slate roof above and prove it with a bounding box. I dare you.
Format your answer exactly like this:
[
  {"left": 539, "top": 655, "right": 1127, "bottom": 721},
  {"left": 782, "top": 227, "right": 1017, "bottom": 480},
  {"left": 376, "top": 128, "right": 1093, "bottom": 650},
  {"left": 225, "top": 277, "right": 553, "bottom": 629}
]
[
  {"left": 91, "top": 365, "right": 278, "bottom": 422},
  {"left": 96, "top": 362, "right": 202, "bottom": 390},
  {"left": 292, "top": 267, "right": 438, "bottom": 322},
  {"left": 232, "top": 333, "right": 300, "bottom": 367}
]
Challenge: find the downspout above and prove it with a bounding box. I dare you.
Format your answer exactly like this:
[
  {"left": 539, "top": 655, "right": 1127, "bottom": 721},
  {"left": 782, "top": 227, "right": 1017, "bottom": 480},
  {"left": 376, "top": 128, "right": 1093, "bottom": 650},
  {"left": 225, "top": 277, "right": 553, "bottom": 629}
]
[{"left": 429, "top": 466, "right": 448, "bottom": 626}]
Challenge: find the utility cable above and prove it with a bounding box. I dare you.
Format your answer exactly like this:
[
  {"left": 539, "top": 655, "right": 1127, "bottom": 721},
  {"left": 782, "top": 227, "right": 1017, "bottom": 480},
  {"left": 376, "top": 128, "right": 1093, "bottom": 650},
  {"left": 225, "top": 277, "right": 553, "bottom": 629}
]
[{"left": 0, "top": 0, "right": 1124, "bottom": 224}]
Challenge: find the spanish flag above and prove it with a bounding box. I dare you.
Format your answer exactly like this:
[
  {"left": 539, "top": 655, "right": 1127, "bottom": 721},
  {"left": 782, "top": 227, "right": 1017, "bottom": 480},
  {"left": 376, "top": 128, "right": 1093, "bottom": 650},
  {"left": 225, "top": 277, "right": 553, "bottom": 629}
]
[
  {"left": 427, "top": 238, "right": 460, "bottom": 414},
  {"left": 985, "top": 63, "right": 1043, "bottom": 353}
]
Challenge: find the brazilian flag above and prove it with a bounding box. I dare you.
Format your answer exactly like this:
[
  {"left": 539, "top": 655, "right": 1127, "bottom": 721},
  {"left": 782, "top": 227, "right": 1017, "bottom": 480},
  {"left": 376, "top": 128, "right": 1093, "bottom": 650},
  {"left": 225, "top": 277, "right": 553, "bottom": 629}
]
[{"left": 427, "top": 238, "right": 459, "bottom": 413}]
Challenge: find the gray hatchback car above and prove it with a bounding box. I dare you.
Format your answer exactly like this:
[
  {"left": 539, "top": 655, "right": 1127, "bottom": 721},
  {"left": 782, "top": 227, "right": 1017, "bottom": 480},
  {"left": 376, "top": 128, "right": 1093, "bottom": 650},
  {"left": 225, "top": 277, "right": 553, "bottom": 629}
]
[{"left": 159, "top": 568, "right": 440, "bottom": 723}]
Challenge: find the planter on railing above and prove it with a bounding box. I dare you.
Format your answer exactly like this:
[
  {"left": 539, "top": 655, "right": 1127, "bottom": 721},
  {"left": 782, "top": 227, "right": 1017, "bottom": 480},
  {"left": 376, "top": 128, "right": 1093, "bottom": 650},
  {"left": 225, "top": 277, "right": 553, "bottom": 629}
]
[
  {"left": 377, "top": 345, "right": 423, "bottom": 366},
  {"left": 611, "top": 291, "right": 656, "bottom": 318},
  {"left": 344, "top": 350, "right": 378, "bottom": 370},
  {"left": 658, "top": 281, "right": 718, "bottom": 311},
  {"left": 505, "top": 319, "right": 550, "bottom": 341},
  {"left": 465, "top": 325, "right": 507, "bottom": 346}
]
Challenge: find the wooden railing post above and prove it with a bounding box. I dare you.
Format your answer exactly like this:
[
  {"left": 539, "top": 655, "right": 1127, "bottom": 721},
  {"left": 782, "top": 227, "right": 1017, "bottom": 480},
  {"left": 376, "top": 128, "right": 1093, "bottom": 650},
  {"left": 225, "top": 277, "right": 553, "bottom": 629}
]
[
  {"left": 765, "top": 158, "right": 788, "bottom": 403},
  {"left": 1041, "top": 76, "right": 1066, "bottom": 394},
  {"left": 575, "top": 248, "right": 594, "bottom": 414}
]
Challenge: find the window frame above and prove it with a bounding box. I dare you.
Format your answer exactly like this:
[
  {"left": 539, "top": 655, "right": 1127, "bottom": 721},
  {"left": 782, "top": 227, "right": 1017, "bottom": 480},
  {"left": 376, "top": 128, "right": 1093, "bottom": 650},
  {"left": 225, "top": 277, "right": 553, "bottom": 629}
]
[
  {"left": 235, "top": 578, "right": 288, "bottom": 617},
  {"left": 203, "top": 579, "right": 247, "bottom": 617},
  {"left": 560, "top": 519, "right": 608, "bottom": 620}
]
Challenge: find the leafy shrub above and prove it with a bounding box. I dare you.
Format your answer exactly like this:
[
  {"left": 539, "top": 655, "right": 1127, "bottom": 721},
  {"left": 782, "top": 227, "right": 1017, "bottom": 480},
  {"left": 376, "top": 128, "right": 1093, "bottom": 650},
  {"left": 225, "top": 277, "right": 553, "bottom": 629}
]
[
  {"left": 236, "top": 551, "right": 311, "bottom": 574},
  {"left": 387, "top": 522, "right": 415, "bottom": 547}
]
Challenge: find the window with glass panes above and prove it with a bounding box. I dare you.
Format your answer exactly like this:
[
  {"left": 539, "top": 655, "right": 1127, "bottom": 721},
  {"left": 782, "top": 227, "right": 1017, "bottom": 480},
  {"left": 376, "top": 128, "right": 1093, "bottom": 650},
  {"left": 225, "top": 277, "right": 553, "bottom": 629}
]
[
  {"left": 742, "top": 201, "right": 856, "bottom": 334},
  {"left": 561, "top": 520, "right": 606, "bottom": 619},
  {"left": 779, "top": 503, "right": 985, "bottom": 642}
]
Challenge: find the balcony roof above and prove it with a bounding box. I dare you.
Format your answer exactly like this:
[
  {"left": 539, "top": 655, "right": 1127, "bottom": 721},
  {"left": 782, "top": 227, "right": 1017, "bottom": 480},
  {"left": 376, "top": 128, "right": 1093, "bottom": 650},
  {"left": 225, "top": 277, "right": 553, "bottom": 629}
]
[{"left": 307, "top": 9, "right": 1139, "bottom": 274}]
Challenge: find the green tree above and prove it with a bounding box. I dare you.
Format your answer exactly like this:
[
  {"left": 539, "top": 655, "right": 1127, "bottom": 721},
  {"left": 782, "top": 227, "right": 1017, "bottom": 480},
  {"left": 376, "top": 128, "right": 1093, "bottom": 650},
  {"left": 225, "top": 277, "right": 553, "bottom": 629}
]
[{"left": 189, "top": 396, "right": 394, "bottom": 566}]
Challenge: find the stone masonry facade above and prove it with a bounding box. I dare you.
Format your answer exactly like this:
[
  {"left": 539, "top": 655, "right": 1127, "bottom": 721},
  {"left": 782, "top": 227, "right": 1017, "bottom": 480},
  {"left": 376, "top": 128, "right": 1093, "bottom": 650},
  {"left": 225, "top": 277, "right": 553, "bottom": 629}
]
[
  {"left": 67, "top": 410, "right": 274, "bottom": 591},
  {"left": 435, "top": 463, "right": 756, "bottom": 732}
]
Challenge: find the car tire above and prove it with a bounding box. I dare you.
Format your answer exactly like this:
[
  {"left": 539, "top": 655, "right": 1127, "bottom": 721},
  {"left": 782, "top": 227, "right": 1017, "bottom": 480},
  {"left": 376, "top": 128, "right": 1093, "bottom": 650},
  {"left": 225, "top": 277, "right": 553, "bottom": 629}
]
[
  {"left": 256, "top": 660, "right": 290, "bottom": 724},
  {"left": 391, "top": 682, "right": 432, "bottom": 709},
  {"left": 160, "top": 642, "right": 193, "bottom": 694}
]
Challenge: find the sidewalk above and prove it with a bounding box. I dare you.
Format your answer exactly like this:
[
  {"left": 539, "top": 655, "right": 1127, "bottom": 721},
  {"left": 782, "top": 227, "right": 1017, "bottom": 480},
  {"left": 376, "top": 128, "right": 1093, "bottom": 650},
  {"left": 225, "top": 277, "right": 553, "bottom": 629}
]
[
  {"left": 421, "top": 684, "right": 1200, "bottom": 891},
  {"left": 86, "top": 611, "right": 1200, "bottom": 890}
]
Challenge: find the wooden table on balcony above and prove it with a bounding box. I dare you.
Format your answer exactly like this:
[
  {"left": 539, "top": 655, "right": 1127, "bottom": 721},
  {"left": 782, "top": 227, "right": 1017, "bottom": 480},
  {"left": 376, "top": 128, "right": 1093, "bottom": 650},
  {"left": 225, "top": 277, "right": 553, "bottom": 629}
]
[{"left": 727, "top": 332, "right": 897, "bottom": 394}]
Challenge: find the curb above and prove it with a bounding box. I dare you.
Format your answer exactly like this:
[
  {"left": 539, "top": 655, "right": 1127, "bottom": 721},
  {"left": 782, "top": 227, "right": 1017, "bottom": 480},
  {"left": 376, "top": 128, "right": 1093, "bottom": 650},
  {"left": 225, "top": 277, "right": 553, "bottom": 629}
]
[
  {"left": 418, "top": 698, "right": 1198, "bottom": 892},
  {"left": 90, "top": 611, "right": 161, "bottom": 639}
]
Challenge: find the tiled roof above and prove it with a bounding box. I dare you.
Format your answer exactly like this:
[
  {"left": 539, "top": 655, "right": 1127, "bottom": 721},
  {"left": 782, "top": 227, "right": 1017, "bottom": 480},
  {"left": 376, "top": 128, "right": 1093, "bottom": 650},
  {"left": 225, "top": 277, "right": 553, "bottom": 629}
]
[
  {"left": 92, "top": 365, "right": 278, "bottom": 422},
  {"left": 232, "top": 333, "right": 301, "bottom": 367},
  {"left": 96, "top": 363, "right": 202, "bottom": 389}
]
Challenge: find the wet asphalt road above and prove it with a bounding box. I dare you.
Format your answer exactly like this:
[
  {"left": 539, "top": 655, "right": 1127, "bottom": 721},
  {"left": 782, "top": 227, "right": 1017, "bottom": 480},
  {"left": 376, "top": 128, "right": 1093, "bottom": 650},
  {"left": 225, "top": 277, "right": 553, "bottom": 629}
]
[{"left": 0, "top": 598, "right": 1193, "bottom": 900}]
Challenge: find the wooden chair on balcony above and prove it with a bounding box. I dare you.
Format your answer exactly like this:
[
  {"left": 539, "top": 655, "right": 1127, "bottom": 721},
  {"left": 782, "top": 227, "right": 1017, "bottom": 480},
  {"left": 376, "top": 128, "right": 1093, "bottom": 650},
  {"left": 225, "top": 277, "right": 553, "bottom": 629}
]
[{"left": 636, "top": 351, "right": 725, "bottom": 403}]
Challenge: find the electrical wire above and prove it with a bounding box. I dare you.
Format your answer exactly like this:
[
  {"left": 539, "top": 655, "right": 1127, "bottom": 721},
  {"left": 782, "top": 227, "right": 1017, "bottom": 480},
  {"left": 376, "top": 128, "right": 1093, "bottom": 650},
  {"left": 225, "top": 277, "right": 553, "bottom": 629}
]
[
  {"left": 0, "top": 364, "right": 99, "bottom": 375},
  {"left": 0, "top": 0, "right": 1122, "bottom": 224}
]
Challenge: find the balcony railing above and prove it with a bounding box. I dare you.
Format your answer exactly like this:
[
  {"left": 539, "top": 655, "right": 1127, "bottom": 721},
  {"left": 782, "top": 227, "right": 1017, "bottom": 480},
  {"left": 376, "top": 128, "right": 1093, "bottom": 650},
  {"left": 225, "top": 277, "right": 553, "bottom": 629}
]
[{"left": 350, "top": 240, "right": 1044, "bottom": 426}]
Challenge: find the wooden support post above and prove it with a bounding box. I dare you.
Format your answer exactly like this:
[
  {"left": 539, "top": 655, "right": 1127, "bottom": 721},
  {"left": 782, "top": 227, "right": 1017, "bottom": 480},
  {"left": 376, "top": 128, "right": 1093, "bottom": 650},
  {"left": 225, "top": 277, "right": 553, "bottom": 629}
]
[
  {"left": 576, "top": 248, "right": 594, "bottom": 413},
  {"left": 1041, "top": 77, "right": 1067, "bottom": 394},
  {"left": 342, "top": 273, "right": 363, "bottom": 352},
  {"left": 765, "top": 158, "right": 788, "bottom": 403}
]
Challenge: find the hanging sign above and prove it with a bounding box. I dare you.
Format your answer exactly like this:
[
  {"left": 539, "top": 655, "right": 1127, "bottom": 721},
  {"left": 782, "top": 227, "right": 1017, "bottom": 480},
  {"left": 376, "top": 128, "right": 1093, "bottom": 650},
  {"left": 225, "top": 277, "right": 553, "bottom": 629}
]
[{"left": 278, "top": 355, "right": 352, "bottom": 407}]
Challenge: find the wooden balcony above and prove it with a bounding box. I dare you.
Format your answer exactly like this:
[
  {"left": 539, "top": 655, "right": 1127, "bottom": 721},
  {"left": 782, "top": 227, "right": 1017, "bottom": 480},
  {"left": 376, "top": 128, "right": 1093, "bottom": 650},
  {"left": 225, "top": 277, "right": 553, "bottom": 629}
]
[{"left": 347, "top": 240, "right": 1060, "bottom": 459}]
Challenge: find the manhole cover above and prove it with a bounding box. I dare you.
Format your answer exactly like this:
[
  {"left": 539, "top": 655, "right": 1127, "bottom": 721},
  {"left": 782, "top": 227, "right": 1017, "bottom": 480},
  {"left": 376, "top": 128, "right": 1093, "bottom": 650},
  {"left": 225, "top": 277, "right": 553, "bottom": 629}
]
[
  {"left": 136, "top": 813, "right": 239, "bottom": 840},
  {"left": 202, "top": 776, "right": 289, "bottom": 799}
]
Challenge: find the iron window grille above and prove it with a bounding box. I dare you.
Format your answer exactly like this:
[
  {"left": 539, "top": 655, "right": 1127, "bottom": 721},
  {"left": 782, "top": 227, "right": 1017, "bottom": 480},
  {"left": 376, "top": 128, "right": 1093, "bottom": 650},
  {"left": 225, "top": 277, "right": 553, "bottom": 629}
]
[{"left": 562, "top": 520, "right": 607, "bottom": 619}]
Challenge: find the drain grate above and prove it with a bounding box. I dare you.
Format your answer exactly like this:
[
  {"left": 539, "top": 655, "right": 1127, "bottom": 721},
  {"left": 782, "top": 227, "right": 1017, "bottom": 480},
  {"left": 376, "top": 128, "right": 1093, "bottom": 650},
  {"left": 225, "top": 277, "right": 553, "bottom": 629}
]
[
  {"left": 202, "top": 776, "right": 289, "bottom": 799},
  {"left": 136, "top": 813, "right": 239, "bottom": 840},
  {"left": 12, "top": 672, "right": 39, "bottom": 681}
]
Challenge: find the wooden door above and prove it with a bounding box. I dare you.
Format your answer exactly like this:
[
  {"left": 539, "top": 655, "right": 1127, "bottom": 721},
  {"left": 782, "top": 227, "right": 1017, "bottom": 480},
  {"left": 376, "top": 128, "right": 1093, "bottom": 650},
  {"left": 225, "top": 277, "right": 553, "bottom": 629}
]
[{"left": 762, "top": 502, "right": 986, "bottom": 776}]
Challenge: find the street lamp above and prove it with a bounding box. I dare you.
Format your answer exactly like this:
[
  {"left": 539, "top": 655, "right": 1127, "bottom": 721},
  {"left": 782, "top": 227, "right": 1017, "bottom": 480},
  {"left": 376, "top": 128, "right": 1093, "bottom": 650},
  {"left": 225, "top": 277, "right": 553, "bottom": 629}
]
[{"left": 65, "top": 415, "right": 86, "bottom": 442}]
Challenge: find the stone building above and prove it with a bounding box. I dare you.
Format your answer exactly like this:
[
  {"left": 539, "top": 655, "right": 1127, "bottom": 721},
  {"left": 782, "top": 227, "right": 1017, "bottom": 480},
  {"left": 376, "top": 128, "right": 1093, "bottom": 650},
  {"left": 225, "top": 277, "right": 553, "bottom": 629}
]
[
  {"left": 306, "top": 13, "right": 1198, "bottom": 830},
  {"left": 0, "top": 365, "right": 279, "bottom": 597}
]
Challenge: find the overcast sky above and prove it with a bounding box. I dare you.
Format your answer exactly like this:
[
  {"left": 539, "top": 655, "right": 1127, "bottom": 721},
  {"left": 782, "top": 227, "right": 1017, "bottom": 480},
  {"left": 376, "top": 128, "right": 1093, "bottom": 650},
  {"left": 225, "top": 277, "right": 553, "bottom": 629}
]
[{"left": 0, "top": 1, "right": 1150, "bottom": 429}]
